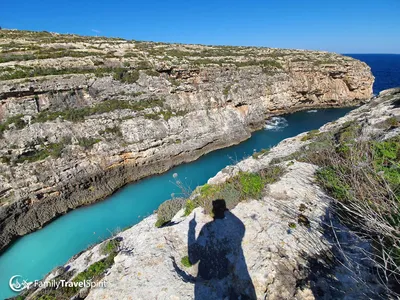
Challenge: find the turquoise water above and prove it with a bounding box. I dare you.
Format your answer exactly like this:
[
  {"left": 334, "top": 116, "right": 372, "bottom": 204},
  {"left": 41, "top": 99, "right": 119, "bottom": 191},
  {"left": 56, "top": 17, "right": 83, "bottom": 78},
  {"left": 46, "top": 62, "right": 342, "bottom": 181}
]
[{"left": 0, "top": 107, "right": 354, "bottom": 299}]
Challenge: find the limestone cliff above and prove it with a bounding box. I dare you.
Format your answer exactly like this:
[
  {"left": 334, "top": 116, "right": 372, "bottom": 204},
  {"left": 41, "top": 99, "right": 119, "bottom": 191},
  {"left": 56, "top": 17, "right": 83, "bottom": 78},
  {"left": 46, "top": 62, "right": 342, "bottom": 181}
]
[
  {"left": 20, "top": 88, "right": 400, "bottom": 300},
  {"left": 0, "top": 30, "right": 373, "bottom": 252}
]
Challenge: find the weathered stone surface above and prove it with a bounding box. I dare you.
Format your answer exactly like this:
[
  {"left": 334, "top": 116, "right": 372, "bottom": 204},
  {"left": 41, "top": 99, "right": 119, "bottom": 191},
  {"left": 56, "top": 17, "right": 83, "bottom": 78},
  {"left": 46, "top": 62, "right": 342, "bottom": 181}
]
[
  {"left": 0, "top": 30, "right": 374, "bottom": 252},
  {"left": 24, "top": 89, "right": 400, "bottom": 300}
]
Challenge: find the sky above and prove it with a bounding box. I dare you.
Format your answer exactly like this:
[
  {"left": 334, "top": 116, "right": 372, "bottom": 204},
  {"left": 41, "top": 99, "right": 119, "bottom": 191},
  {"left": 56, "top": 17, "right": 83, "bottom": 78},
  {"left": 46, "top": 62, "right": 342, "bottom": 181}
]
[{"left": 1, "top": 0, "right": 400, "bottom": 53}]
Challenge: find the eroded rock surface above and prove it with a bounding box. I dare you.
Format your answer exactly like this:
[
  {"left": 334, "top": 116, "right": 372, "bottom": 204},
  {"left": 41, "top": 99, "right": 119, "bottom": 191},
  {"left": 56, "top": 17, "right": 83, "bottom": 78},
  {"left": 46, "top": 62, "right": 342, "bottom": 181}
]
[
  {"left": 0, "top": 30, "right": 374, "bottom": 252},
  {"left": 23, "top": 89, "right": 400, "bottom": 300}
]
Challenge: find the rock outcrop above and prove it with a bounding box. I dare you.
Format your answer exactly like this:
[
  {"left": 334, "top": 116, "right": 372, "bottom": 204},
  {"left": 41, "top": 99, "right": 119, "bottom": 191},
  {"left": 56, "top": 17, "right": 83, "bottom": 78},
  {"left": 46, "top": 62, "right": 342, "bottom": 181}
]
[
  {"left": 22, "top": 88, "right": 400, "bottom": 300},
  {"left": 0, "top": 30, "right": 374, "bottom": 252}
]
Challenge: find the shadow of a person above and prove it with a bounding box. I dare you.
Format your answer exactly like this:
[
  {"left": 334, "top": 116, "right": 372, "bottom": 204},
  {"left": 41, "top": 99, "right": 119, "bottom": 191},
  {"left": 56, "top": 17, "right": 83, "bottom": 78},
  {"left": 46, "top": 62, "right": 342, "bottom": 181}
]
[{"left": 187, "top": 199, "right": 257, "bottom": 300}]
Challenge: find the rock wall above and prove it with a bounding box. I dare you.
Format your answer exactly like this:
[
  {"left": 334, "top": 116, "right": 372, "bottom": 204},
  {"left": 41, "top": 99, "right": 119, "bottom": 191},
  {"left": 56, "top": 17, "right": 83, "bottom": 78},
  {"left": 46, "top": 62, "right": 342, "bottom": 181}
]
[
  {"left": 0, "top": 30, "right": 374, "bottom": 252},
  {"left": 23, "top": 88, "right": 400, "bottom": 300}
]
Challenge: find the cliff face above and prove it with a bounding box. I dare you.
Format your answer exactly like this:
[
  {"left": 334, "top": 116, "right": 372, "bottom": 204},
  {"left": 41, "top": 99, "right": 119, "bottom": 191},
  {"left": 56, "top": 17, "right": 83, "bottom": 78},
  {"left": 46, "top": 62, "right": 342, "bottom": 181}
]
[
  {"left": 0, "top": 30, "right": 374, "bottom": 252},
  {"left": 23, "top": 89, "right": 400, "bottom": 300}
]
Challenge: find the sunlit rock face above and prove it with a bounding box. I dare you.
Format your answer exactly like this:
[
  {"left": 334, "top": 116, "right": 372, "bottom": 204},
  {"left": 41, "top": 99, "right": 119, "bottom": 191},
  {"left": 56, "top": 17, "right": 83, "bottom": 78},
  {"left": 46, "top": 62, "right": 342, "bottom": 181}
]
[
  {"left": 0, "top": 30, "right": 373, "bottom": 252},
  {"left": 22, "top": 88, "right": 400, "bottom": 300}
]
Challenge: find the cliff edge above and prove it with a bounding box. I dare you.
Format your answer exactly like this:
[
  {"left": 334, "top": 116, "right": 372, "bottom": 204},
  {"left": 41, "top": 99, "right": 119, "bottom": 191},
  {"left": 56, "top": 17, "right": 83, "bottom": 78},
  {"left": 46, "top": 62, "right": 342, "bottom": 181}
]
[
  {"left": 0, "top": 30, "right": 374, "bottom": 252},
  {"left": 20, "top": 88, "right": 400, "bottom": 300}
]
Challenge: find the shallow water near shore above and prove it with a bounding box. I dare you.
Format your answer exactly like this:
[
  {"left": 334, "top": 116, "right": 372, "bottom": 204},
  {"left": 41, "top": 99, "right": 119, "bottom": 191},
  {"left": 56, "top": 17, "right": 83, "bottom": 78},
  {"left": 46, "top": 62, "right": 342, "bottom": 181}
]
[{"left": 0, "top": 106, "right": 356, "bottom": 299}]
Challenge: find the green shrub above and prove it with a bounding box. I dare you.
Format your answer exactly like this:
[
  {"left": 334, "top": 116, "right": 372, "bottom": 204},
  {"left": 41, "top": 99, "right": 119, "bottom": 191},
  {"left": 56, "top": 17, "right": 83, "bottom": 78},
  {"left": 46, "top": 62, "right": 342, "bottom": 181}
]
[
  {"left": 167, "top": 77, "right": 181, "bottom": 87},
  {"left": 78, "top": 137, "right": 101, "bottom": 149},
  {"left": 335, "top": 121, "right": 360, "bottom": 144},
  {"left": 99, "top": 126, "right": 123, "bottom": 137},
  {"left": 0, "top": 156, "right": 11, "bottom": 164},
  {"left": 0, "top": 66, "right": 96, "bottom": 80},
  {"left": 372, "top": 138, "right": 400, "bottom": 188},
  {"left": 73, "top": 253, "right": 116, "bottom": 283},
  {"left": 238, "top": 172, "right": 264, "bottom": 199},
  {"left": 300, "top": 129, "right": 320, "bottom": 141},
  {"left": 112, "top": 68, "right": 140, "bottom": 83},
  {"left": 144, "top": 113, "right": 161, "bottom": 120},
  {"left": 100, "top": 239, "right": 120, "bottom": 255},
  {"left": 223, "top": 85, "right": 231, "bottom": 96},
  {"left": 184, "top": 199, "right": 197, "bottom": 216},
  {"left": 0, "top": 114, "right": 26, "bottom": 136},
  {"left": 217, "top": 183, "right": 241, "bottom": 210},
  {"left": 15, "top": 140, "right": 67, "bottom": 163},
  {"left": 155, "top": 198, "right": 186, "bottom": 227},
  {"left": 252, "top": 148, "right": 270, "bottom": 159},
  {"left": 316, "top": 166, "right": 351, "bottom": 201},
  {"left": 145, "top": 69, "right": 160, "bottom": 77},
  {"left": 181, "top": 256, "right": 192, "bottom": 267},
  {"left": 384, "top": 116, "right": 399, "bottom": 129}
]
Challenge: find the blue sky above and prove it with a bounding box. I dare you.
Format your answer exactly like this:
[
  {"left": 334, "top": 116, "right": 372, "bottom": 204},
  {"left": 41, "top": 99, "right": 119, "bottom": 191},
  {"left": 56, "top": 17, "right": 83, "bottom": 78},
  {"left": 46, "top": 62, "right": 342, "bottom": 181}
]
[{"left": 1, "top": 0, "right": 399, "bottom": 53}]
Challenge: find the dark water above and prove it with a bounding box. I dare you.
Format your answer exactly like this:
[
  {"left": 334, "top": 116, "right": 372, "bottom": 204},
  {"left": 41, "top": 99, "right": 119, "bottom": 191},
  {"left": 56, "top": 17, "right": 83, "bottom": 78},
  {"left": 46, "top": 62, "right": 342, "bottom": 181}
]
[
  {"left": 1, "top": 54, "right": 399, "bottom": 299},
  {"left": 345, "top": 54, "right": 400, "bottom": 95}
]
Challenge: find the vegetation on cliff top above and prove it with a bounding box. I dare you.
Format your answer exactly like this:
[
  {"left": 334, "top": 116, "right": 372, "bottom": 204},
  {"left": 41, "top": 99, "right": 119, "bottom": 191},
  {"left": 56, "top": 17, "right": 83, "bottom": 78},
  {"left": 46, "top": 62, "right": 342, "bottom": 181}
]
[
  {"left": 272, "top": 119, "right": 400, "bottom": 294},
  {"left": 0, "top": 29, "right": 354, "bottom": 83},
  {"left": 155, "top": 166, "right": 285, "bottom": 227}
]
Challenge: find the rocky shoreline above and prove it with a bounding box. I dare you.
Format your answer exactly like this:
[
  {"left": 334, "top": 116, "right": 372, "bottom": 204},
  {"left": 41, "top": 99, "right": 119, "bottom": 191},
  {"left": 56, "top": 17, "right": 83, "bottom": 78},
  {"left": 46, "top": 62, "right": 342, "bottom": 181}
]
[{"left": 0, "top": 30, "right": 373, "bottom": 252}]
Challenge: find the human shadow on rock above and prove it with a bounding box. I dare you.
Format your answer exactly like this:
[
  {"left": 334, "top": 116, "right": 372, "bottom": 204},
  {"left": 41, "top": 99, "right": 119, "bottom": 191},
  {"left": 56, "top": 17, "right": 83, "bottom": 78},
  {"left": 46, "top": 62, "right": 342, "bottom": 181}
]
[{"left": 174, "top": 199, "right": 256, "bottom": 300}]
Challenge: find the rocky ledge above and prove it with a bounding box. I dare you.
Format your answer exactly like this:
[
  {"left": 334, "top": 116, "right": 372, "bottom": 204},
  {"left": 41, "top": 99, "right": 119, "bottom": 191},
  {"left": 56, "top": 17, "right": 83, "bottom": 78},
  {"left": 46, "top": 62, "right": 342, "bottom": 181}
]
[
  {"left": 19, "top": 88, "right": 400, "bottom": 300},
  {"left": 0, "top": 30, "right": 373, "bottom": 252}
]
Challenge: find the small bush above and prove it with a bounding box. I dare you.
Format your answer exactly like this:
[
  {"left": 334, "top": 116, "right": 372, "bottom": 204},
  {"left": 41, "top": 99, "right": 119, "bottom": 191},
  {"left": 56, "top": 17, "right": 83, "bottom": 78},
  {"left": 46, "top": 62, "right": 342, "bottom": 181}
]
[
  {"left": 145, "top": 69, "right": 159, "bottom": 77},
  {"left": 100, "top": 239, "right": 120, "bottom": 255},
  {"left": 238, "top": 172, "right": 264, "bottom": 199},
  {"left": 223, "top": 85, "right": 231, "bottom": 96},
  {"left": 335, "top": 121, "right": 360, "bottom": 144},
  {"left": 184, "top": 199, "right": 196, "bottom": 216},
  {"left": 252, "top": 148, "right": 270, "bottom": 159},
  {"left": 217, "top": 183, "right": 241, "bottom": 210},
  {"left": 155, "top": 198, "right": 186, "bottom": 227},
  {"left": 144, "top": 113, "right": 161, "bottom": 120},
  {"left": 181, "top": 256, "right": 192, "bottom": 267},
  {"left": 0, "top": 114, "right": 26, "bottom": 136},
  {"left": 15, "top": 139, "right": 70, "bottom": 163},
  {"left": 78, "top": 137, "right": 101, "bottom": 149},
  {"left": 384, "top": 117, "right": 399, "bottom": 129},
  {"left": 99, "top": 126, "right": 123, "bottom": 137},
  {"left": 113, "top": 68, "right": 140, "bottom": 83},
  {"left": 300, "top": 129, "right": 320, "bottom": 141}
]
